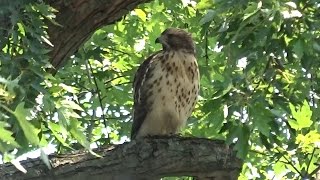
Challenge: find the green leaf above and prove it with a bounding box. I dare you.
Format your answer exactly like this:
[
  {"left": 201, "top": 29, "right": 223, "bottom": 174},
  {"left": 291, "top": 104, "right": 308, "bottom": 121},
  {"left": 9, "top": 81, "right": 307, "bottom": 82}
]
[
  {"left": 196, "top": 0, "right": 214, "bottom": 10},
  {"left": 135, "top": 9, "right": 146, "bottom": 22},
  {"left": 274, "top": 161, "right": 286, "bottom": 176},
  {"left": 259, "top": 133, "right": 272, "bottom": 150},
  {"left": 250, "top": 105, "right": 271, "bottom": 137},
  {"left": 69, "top": 118, "right": 90, "bottom": 149},
  {"left": 254, "top": 117, "right": 270, "bottom": 137},
  {"left": 243, "top": 1, "right": 262, "bottom": 20},
  {"left": 69, "top": 118, "right": 101, "bottom": 156},
  {"left": 58, "top": 109, "right": 69, "bottom": 128},
  {"left": 289, "top": 100, "right": 312, "bottom": 130},
  {"left": 288, "top": 119, "right": 299, "bottom": 130},
  {"left": 48, "top": 121, "right": 72, "bottom": 149},
  {"left": 0, "top": 122, "right": 20, "bottom": 148},
  {"left": 313, "top": 42, "right": 320, "bottom": 52},
  {"left": 60, "top": 100, "right": 84, "bottom": 111},
  {"left": 199, "top": 10, "right": 215, "bottom": 25},
  {"left": 59, "top": 83, "right": 79, "bottom": 93},
  {"left": 293, "top": 40, "right": 304, "bottom": 60},
  {"left": 212, "top": 80, "right": 233, "bottom": 99},
  {"left": 13, "top": 103, "right": 40, "bottom": 146},
  {"left": 228, "top": 125, "right": 250, "bottom": 159}
]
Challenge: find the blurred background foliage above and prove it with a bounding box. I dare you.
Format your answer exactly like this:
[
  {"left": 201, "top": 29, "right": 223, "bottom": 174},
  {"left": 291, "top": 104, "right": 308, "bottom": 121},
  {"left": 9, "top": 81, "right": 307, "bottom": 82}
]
[{"left": 0, "top": 0, "right": 320, "bottom": 179}]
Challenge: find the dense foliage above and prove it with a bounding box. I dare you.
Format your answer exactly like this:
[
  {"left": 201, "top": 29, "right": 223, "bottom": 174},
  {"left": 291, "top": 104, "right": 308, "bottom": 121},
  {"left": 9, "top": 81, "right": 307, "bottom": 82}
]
[{"left": 0, "top": 0, "right": 320, "bottom": 179}]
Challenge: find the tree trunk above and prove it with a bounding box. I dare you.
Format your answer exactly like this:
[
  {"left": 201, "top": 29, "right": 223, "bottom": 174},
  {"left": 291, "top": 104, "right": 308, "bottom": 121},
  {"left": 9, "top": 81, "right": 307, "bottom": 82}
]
[
  {"left": 0, "top": 137, "right": 242, "bottom": 180},
  {"left": 45, "top": 0, "right": 152, "bottom": 72}
]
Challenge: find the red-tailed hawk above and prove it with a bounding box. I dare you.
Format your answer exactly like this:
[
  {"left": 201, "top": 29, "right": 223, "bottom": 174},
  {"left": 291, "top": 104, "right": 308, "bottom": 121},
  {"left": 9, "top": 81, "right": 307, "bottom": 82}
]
[{"left": 131, "top": 28, "right": 200, "bottom": 139}]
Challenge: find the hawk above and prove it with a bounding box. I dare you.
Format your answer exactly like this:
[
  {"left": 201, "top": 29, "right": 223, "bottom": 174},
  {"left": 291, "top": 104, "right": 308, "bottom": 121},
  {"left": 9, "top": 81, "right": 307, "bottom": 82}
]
[{"left": 131, "top": 28, "right": 200, "bottom": 139}]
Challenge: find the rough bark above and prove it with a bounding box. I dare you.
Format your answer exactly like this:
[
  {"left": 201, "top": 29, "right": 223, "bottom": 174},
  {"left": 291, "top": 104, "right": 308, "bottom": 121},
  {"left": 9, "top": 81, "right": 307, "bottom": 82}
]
[
  {"left": 45, "top": 0, "right": 152, "bottom": 72},
  {"left": 0, "top": 137, "right": 242, "bottom": 180}
]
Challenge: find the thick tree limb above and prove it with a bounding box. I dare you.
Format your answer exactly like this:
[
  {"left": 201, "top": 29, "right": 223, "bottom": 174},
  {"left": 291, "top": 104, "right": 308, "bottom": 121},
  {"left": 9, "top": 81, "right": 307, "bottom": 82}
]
[
  {"left": 0, "top": 137, "right": 242, "bottom": 180},
  {"left": 45, "top": 0, "right": 152, "bottom": 72}
]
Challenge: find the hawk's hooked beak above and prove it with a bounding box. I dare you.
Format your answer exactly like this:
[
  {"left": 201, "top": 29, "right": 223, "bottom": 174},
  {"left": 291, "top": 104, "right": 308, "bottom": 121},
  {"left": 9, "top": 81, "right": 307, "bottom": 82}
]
[
  {"left": 155, "top": 36, "right": 169, "bottom": 50},
  {"left": 155, "top": 36, "right": 164, "bottom": 44},
  {"left": 155, "top": 37, "right": 160, "bottom": 44}
]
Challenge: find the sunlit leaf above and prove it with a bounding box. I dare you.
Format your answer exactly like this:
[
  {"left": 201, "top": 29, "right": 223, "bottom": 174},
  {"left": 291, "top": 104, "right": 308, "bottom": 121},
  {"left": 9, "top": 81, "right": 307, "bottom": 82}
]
[
  {"left": 289, "top": 100, "right": 312, "bottom": 130},
  {"left": 0, "top": 122, "right": 20, "bottom": 148},
  {"left": 196, "top": 0, "right": 214, "bottom": 10},
  {"left": 60, "top": 100, "right": 84, "bottom": 111},
  {"left": 134, "top": 9, "right": 147, "bottom": 22},
  {"left": 59, "top": 83, "right": 79, "bottom": 94},
  {"left": 48, "top": 121, "right": 72, "bottom": 149}
]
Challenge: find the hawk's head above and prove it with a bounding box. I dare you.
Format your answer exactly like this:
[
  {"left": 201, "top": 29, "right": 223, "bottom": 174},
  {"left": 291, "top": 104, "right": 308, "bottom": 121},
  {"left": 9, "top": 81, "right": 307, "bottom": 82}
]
[{"left": 155, "top": 28, "right": 195, "bottom": 54}]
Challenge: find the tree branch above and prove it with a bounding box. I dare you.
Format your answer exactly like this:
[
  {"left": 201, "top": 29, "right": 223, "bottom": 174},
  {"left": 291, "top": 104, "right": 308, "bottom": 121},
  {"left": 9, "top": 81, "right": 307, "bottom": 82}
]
[
  {"left": 0, "top": 137, "right": 242, "bottom": 180},
  {"left": 45, "top": 0, "right": 152, "bottom": 72}
]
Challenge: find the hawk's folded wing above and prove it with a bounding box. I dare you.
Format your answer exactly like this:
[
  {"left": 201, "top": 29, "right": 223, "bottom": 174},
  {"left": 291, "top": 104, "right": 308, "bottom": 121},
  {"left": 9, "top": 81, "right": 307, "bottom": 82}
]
[{"left": 131, "top": 51, "right": 162, "bottom": 139}]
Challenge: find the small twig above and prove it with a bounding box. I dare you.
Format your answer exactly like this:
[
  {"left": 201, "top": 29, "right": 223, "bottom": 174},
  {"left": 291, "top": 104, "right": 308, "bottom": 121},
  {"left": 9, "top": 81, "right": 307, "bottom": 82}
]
[
  {"left": 204, "top": 29, "right": 209, "bottom": 66},
  {"left": 274, "top": 151, "right": 284, "bottom": 164},
  {"left": 84, "top": 60, "right": 93, "bottom": 85},
  {"left": 87, "top": 109, "right": 95, "bottom": 142},
  {"left": 104, "top": 75, "right": 129, "bottom": 85},
  {"left": 249, "top": 149, "right": 268, "bottom": 156},
  {"left": 306, "top": 148, "right": 316, "bottom": 175},
  {"left": 0, "top": 104, "right": 14, "bottom": 114},
  {"left": 80, "top": 112, "right": 131, "bottom": 122},
  {"left": 274, "top": 57, "right": 285, "bottom": 71},
  {"left": 73, "top": 81, "right": 91, "bottom": 92},
  {"left": 276, "top": 148, "right": 304, "bottom": 178},
  {"left": 105, "top": 81, "right": 132, "bottom": 90},
  {"left": 310, "top": 72, "right": 316, "bottom": 108},
  {"left": 86, "top": 59, "right": 107, "bottom": 128},
  {"left": 105, "top": 47, "right": 131, "bottom": 56},
  {"left": 309, "top": 163, "right": 320, "bottom": 177},
  {"left": 263, "top": 56, "right": 273, "bottom": 75},
  {"left": 301, "top": 0, "right": 311, "bottom": 11}
]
